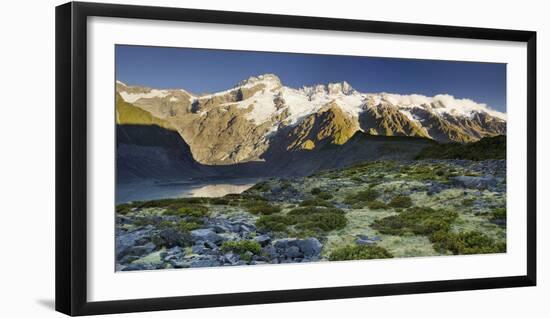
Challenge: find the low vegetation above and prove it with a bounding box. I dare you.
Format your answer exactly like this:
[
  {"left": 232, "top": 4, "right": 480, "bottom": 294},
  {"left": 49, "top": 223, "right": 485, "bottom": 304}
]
[
  {"left": 491, "top": 208, "right": 506, "bottom": 222},
  {"left": 430, "top": 230, "right": 506, "bottom": 255},
  {"left": 388, "top": 195, "right": 413, "bottom": 208},
  {"left": 256, "top": 207, "right": 347, "bottom": 237},
  {"left": 116, "top": 156, "right": 506, "bottom": 269},
  {"left": 221, "top": 240, "right": 262, "bottom": 261},
  {"left": 344, "top": 189, "right": 379, "bottom": 206},
  {"left": 415, "top": 135, "right": 506, "bottom": 160},
  {"left": 163, "top": 204, "right": 210, "bottom": 218},
  {"left": 243, "top": 200, "right": 281, "bottom": 215},
  {"left": 329, "top": 244, "right": 393, "bottom": 261},
  {"left": 367, "top": 200, "right": 387, "bottom": 210},
  {"left": 371, "top": 206, "right": 458, "bottom": 236}
]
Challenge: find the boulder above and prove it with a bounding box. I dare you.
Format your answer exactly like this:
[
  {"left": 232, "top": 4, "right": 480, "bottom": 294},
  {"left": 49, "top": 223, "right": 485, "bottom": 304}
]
[
  {"left": 156, "top": 228, "right": 188, "bottom": 248},
  {"left": 190, "top": 258, "right": 221, "bottom": 268},
  {"left": 262, "top": 245, "right": 279, "bottom": 259},
  {"left": 253, "top": 234, "right": 271, "bottom": 246},
  {"left": 126, "top": 242, "right": 156, "bottom": 257},
  {"left": 274, "top": 238, "right": 298, "bottom": 249},
  {"left": 192, "top": 244, "right": 207, "bottom": 254},
  {"left": 190, "top": 229, "right": 224, "bottom": 244},
  {"left": 296, "top": 238, "right": 322, "bottom": 257},
  {"left": 116, "top": 225, "right": 154, "bottom": 259},
  {"left": 162, "top": 246, "right": 185, "bottom": 262},
  {"left": 223, "top": 253, "right": 240, "bottom": 265},
  {"left": 285, "top": 246, "right": 303, "bottom": 259}
]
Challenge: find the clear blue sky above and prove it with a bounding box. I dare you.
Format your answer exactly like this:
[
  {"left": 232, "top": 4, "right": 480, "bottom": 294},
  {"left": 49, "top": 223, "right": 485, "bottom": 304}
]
[{"left": 116, "top": 45, "right": 506, "bottom": 112}]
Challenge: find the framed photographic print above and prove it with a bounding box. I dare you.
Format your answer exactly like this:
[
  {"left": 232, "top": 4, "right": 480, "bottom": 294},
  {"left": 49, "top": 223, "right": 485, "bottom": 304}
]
[{"left": 55, "top": 1, "right": 536, "bottom": 316}]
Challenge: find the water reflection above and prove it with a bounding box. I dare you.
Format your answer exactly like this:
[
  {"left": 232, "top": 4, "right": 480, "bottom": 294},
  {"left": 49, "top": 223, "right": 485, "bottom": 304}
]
[
  {"left": 190, "top": 183, "right": 256, "bottom": 197},
  {"left": 116, "top": 178, "right": 261, "bottom": 204}
]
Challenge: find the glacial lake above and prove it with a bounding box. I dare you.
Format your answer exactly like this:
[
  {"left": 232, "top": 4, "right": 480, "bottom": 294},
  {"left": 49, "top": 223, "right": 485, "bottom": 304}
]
[{"left": 116, "top": 178, "right": 263, "bottom": 204}]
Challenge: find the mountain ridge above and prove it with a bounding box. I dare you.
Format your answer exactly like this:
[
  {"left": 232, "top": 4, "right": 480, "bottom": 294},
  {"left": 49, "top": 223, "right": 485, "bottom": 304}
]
[{"left": 116, "top": 73, "right": 506, "bottom": 165}]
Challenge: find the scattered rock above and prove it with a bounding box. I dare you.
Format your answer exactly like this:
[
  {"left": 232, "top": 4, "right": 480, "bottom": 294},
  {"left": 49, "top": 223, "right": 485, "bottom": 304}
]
[
  {"left": 223, "top": 253, "right": 240, "bottom": 265},
  {"left": 452, "top": 175, "right": 497, "bottom": 190},
  {"left": 116, "top": 225, "right": 154, "bottom": 259},
  {"left": 156, "top": 228, "right": 189, "bottom": 248},
  {"left": 190, "top": 258, "right": 221, "bottom": 268},
  {"left": 254, "top": 234, "right": 271, "bottom": 246},
  {"left": 190, "top": 229, "right": 224, "bottom": 244}
]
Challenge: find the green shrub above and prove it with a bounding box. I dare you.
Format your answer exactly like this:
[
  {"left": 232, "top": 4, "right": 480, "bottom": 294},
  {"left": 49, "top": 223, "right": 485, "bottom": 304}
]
[
  {"left": 287, "top": 206, "right": 344, "bottom": 216},
  {"left": 288, "top": 207, "right": 347, "bottom": 233},
  {"left": 388, "top": 195, "right": 413, "bottom": 208},
  {"left": 221, "top": 240, "right": 261, "bottom": 256},
  {"left": 156, "top": 219, "right": 201, "bottom": 232},
  {"left": 157, "top": 220, "right": 176, "bottom": 229},
  {"left": 317, "top": 192, "right": 333, "bottom": 200},
  {"left": 256, "top": 207, "right": 348, "bottom": 235},
  {"left": 280, "top": 180, "right": 293, "bottom": 190},
  {"left": 223, "top": 193, "right": 243, "bottom": 200},
  {"left": 329, "top": 245, "right": 393, "bottom": 261},
  {"left": 177, "top": 220, "right": 202, "bottom": 232},
  {"left": 431, "top": 230, "right": 506, "bottom": 255},
  {"left": 351, "top": 202, "right": 367, "bottom": 209},
  {"left": 491, "top": 208, "right": 506, "bottom": 222},
  {"left": 462, "top": 198, "right": 475, "bottom": 207},
  {"left": 210, "top": 197, "right": 230, "bottom": 205},
  {"left": 134, "top": 197, "right": 208, "bottom": 210},
  {"left": 311, "top": 187, "right": 322, "bottom": 195},
  {"left": 163, "top": 204, "right": 210, "bottom": 218},
  {"left": 244, "top": 201, "right": 281, "bottom": 215},
  {"left": 344, "top": 189, "right": 379, "bottom": 204},
  {"left": 400, "top": 164, "right": 448, "bottom": 181},
  {"left": 256, "top": 214, "right": 294, "bottom": 233},
  {"left": 116, "top": 203, "right": 133, "bottom": 215},
  {"left": 367, "top": 200, "right": 387, "bottom": 210},
  {"left": 133, "top": 218, "right": 155, "bottom": 227},
  {"left": 371, "top": 207, "right": 458, "bottom": 236}
]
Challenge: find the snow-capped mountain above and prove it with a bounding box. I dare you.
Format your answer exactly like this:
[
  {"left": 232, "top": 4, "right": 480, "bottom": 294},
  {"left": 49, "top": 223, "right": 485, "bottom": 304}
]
[{"left": 116, "top": 73, "right": 506, "bottom": 165}]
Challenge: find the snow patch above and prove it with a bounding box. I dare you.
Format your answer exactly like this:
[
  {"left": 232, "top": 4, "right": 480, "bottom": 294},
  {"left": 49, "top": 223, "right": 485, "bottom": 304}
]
[
  {"left": 377, "top": 93, "right": 506, "bottom": 120},
  {"left": 119, "top": 89, "right": 169, "bottom": 103}
]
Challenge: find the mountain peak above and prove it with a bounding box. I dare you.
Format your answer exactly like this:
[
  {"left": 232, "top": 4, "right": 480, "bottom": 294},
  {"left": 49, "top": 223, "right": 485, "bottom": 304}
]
[
  {"left": 236, "top": 73, "right": 282, "bottom": 88},
  {"left": 327, "top": 81, "right": 354, "bottom": 95},
  {"left": 299, "top": 81, "right": 355, "bottom": 97}
]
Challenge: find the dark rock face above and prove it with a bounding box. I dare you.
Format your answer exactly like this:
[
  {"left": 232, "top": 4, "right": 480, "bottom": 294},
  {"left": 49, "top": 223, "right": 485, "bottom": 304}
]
[{"left": 116, "top": 124, "right": 208, "bottom": 183}]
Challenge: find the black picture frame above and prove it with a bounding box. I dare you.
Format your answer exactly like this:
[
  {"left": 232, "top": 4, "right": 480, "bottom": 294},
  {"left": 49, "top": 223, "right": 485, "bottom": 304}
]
[{"left": 55, "top": 1, "right": 537, "bottom": 316}]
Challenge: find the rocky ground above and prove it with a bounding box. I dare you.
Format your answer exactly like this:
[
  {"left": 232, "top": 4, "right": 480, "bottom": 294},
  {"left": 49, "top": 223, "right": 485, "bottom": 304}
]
[{"left": 115, "top": 159, "right": 506, "bottom": 271}]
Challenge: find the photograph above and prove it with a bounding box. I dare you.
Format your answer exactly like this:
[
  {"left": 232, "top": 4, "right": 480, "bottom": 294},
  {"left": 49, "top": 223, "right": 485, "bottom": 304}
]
[{"left": 114, "top": 45, "right": 507, "bottom": 272}]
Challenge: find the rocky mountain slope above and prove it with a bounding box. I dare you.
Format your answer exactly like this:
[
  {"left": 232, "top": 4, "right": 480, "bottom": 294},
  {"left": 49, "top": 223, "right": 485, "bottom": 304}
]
[{"left": 116, "top": 74, "right": 506, "bottom": 166}]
